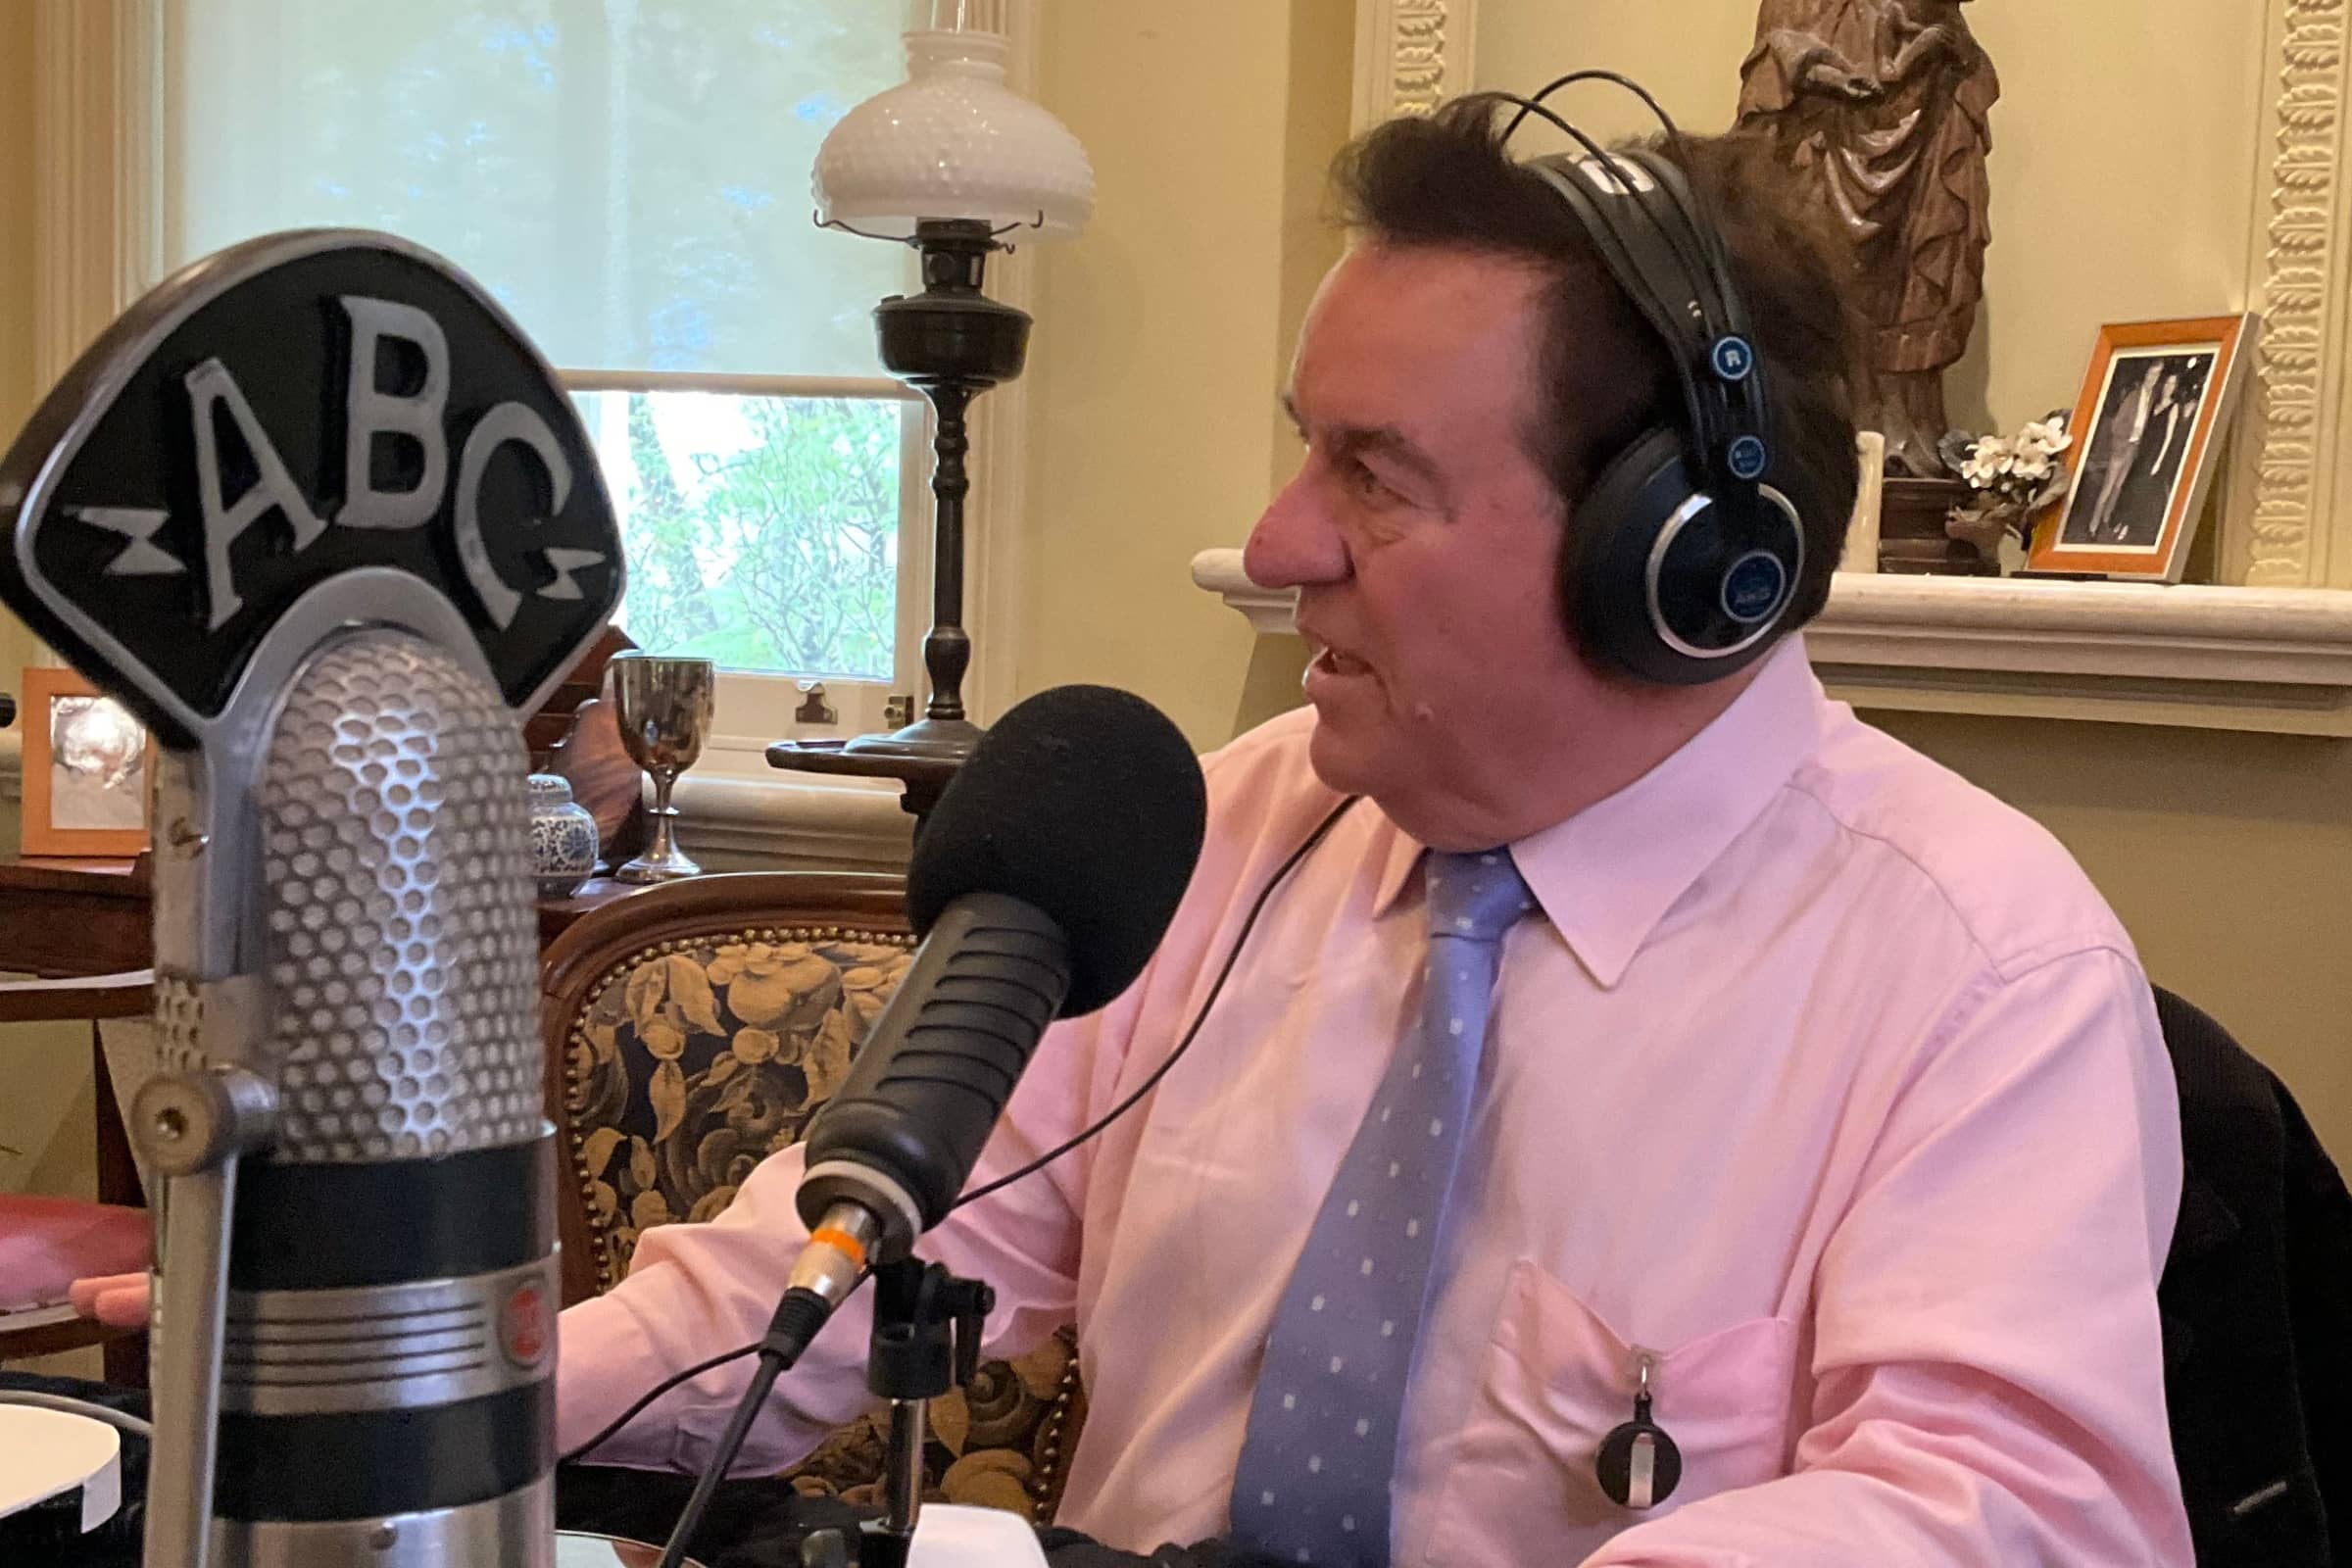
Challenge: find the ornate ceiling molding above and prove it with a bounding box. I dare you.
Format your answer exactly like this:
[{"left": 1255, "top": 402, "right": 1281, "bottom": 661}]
[{"left": 1353, "top": 1, "right": 1466, "bottom": 129}]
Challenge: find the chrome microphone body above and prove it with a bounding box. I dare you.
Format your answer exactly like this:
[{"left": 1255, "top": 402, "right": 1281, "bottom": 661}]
[
  {"left": 0, "top": 227, "right": 623, "bottom": 1568},
  {"left": 192, "top": 630, "right": 556, "bottom": 1565},
  {"left": 139, "top": 627, "right": 560, "bottom": 1567}
]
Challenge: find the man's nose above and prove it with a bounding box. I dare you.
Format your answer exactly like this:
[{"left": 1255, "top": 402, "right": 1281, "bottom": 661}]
[{"left": 1244, "top": 470, "right": 1348, "bottom": 589}]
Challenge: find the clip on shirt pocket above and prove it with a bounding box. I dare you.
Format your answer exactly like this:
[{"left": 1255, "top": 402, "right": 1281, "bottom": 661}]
[{"left": 1421, "top": 1259, "right": 1799, "bottom": 1566}]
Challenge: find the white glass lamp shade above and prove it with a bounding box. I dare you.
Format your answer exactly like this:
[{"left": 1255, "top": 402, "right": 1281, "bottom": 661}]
[{"left": 814, "top": 27, "right": 1094, "bottom": 241}]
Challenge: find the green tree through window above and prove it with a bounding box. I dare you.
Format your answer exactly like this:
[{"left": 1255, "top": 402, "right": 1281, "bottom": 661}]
[{"left": 584, "top": 390, "right": 903, "bottom": 679}]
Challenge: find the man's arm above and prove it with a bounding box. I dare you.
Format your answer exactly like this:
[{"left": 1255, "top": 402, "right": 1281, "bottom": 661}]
[
  {"left": 556, "top": 991, "right": 1132, "bottom": 1476},
  {"left": 1584, "top": 946, "right": 2193, "bottom": 1567}
]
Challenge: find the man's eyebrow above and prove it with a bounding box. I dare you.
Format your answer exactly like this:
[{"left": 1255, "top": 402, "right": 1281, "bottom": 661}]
[{"left": 1279, "top": 393, "right": 1445, "bottom": 487}]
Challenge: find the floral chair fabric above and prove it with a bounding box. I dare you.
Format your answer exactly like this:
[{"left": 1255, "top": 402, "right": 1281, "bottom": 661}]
[{"left": 557, "top": 921, "right": 1086, "bottom": 1524}]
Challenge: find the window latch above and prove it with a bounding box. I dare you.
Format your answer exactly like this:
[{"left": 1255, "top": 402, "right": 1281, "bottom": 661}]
[{"left": 795, "top": 681, "right": 839, "bottom": 726}]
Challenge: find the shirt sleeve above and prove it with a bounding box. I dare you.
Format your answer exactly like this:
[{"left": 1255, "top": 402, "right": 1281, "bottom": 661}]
[
  {"left": 1582, "top": 945, "right": 2194, "bottom": 1568},
  {"left": 555, "top": 991, "right": 1131, "bottom": 1475}
]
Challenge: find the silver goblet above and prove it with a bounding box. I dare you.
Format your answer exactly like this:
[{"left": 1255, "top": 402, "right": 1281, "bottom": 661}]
[{"left": 607, "top": 653, "right": 715, "bottom": 883}]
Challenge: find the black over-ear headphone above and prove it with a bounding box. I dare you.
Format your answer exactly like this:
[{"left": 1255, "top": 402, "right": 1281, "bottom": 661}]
[{"left": 1496, "top": 73, "right": 1806, "bottom": 686}]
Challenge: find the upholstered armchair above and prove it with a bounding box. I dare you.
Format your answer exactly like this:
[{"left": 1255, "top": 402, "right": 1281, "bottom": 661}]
[{"left": 540, "top": 872, "right": 1086, "bottom": 1523}]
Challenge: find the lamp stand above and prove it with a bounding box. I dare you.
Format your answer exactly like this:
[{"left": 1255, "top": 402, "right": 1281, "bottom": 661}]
[{"left": 769, "top": 220, "right": 1030, "bottom": 825}]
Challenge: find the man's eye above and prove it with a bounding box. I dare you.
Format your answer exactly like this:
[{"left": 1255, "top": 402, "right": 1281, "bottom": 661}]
[{"left": 1346, "top": 461, "right": 1401, "bottom": 504}]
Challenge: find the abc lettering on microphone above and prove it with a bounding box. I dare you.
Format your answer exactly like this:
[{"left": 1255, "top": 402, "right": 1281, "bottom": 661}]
[{"left": 0, "top": 230, "right": 623, "bottom": 1567}]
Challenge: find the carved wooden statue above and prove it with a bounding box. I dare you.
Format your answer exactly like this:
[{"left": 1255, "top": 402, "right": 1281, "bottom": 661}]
[{"left": 1738, "top": 0, "right": 1999, "bottom": 476}]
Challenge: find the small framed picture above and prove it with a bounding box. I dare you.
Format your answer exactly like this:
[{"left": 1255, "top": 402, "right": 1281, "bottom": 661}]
[
  {"left": 21, "top": 667, "right": 153, "bottom": 858},
  {"left": 2029, "top": 315, "right": 2261, "bottom": 581}
]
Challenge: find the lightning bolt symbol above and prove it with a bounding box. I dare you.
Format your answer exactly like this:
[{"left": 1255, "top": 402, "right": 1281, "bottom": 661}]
[
  {"left": 536, "top": 547, "right": 607, "bottom": 602},
  {"left": 69, "top": 507, "right": 187, "bottom": 576}
]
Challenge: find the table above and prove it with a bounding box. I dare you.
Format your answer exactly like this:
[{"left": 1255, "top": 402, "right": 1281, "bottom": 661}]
[
  {"left": 0, "top": 857, "right": 666, "bottom": 1386},
  {"left": 0, "top": 858, "right": 155, "bottom": 1237},
  {"left": 540, "top": 876, "right": 660, "bottom": 946},
  {"left": 0, "top": 858, "right": 151, "bottom": 979},
  {"left": 0, "top": 859, "right": 661, "bottom": 967}
]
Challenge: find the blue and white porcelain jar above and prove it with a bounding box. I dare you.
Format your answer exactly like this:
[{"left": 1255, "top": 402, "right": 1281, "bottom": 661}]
[{"left": 527, "top": 773, "right": 600, "bottom": 899}]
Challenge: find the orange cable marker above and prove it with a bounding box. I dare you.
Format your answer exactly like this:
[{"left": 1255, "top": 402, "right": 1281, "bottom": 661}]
[{"left": 809, "top": 1226, "right": 868, "bottom": 1271}]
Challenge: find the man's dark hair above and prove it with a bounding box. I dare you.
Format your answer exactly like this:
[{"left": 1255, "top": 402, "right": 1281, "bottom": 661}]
[{"left": 1332, "top": 94, "right": 1859, "bottom": 633}]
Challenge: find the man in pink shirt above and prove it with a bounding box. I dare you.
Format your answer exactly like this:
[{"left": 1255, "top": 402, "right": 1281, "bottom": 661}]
[{"left": 548, "top": 96, "right": 2181, "bottom": 1564}]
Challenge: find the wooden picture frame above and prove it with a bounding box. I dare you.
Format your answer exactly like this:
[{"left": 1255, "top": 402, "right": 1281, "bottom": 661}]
[
  {"left": 21, "top": 667, "right": 152, "bottom": 858},
  {"left": 2028, "top": 315, "right": 2261, "bottom": 583}
]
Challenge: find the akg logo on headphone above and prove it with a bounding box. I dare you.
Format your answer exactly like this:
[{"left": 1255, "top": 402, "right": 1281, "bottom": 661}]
[{"left": 1721, "top": 551, "right": 1788, "bottom": 625}]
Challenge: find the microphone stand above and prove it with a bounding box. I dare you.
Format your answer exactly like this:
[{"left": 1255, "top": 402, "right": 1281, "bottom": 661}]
[
  {"left": 663, "top": 1257, "right": 995, "bottom": 1568},
  {"left": 803, "top": 1259, "right": 996, "bottom": 1568}
]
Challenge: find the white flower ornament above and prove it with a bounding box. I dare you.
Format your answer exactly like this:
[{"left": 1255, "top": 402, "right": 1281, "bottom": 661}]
[{"left": 2016, "top": 417, "right": 2072, "bottom": 458}]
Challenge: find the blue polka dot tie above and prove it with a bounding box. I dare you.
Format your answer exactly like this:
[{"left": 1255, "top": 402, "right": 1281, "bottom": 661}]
[{"left": 1230, "top": 849, "right": 1536, "bottom": 1566}]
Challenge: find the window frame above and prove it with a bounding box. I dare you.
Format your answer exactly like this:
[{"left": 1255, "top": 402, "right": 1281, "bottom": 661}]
[
  {"left": 28, "top": 0, "right": 1038, "bottom": 857},
  {"left": 562, "top": 368, "right": 938, "bottom": 772}
]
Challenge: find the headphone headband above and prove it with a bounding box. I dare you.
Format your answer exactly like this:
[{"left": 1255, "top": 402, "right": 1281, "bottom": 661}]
[
  {"left": 1527, "top": 149, "right": 1770, "bottom": 509},
  {"left": 1481, "top": 77, "right": 1805, "bottom": 685}
]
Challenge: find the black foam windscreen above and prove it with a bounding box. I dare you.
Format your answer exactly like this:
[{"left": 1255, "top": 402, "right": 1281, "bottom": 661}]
[{"left": 906, "top": 684, "right": 1207, "bottom": 1017}]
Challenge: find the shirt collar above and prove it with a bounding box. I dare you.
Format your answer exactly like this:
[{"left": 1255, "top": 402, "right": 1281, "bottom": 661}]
[{"left": 1372, "top": 636, "right": 1829, "bottom": 988}]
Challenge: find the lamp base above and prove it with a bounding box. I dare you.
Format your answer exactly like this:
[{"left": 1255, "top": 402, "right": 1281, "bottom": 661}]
[
  {"left": 839, "top": 716, "right": 983, "bottom": 761},
  {"left": 767, "top": 723, "right": 979, "bottom": 828}
]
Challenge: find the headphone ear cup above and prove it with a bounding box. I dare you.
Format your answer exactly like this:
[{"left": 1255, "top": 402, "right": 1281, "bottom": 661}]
[
  {"left": 1564, "top": 425, "right": 1699, "bottom": 680},
  {"left": 1563, "top": 426, "right": 1801, "bottom": 686}
]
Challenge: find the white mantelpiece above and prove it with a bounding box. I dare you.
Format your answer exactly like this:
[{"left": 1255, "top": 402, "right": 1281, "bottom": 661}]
[{"left": 1190, "top": 548, "right": 2352, "bottom": 737}]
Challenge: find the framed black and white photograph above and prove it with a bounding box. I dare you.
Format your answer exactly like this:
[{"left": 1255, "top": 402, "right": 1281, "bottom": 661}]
[{"left": 2030, "top": 316, "right": 2259, "bottom": 581}]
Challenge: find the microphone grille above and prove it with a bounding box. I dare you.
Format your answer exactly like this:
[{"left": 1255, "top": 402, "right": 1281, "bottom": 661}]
[{"left": 258, "top": 631, "right": 542, "bottom": 1161}]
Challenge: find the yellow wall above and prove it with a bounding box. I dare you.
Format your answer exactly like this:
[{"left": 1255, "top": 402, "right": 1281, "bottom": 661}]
[
  {"left": 0, "top": 2, "right": 34, "bottom": 439},
  {"left": 0, "top": 2, "right": 99, "bottom": 1202},
  {"left": 1469, "top": 2, "right": 2268, "bottom": 441},
  {"left": 1011, "top": 0, "right": 2284, "bottom": 747},
  {"left": 1017, "top": 0, "right": 1353, "bottom": 747}
]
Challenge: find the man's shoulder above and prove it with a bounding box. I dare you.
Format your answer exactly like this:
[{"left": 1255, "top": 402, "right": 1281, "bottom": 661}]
[{"left": 1784, "top": 712, "right": 2135, "bottom": 979}]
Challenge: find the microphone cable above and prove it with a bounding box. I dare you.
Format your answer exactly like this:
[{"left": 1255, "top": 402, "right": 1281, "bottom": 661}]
[
  {"left": 561, "top": 1337, "right": 795, "bottom": 1467},
  {"left": 579, "top": 795, "right": 1361, "bottom": 1556},
  {"left": 953, "top": 794, "right": 1359, "bottom": 1211}
]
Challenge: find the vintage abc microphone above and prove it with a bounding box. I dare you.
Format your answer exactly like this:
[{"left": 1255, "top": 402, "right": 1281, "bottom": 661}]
[{"left": 0, "top": 231, "right": 623, "bottom": 1565}]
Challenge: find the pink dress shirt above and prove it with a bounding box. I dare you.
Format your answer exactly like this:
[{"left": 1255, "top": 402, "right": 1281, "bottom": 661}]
[{"left": 559, "top": 638, "right": 2193, "bottom": 1565}]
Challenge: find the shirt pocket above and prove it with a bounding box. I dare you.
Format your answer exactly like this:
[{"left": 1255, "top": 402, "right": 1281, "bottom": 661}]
[{"left": 1421, "top": 1258, "right": 1799, "bottom": 1566}]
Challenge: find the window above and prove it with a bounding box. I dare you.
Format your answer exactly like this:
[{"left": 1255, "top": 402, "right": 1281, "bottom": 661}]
[
  {"left": 157, "top": 0, "right": 948, "bottom": 759},
  {"left": 564, "top": 373, "right": 929, "bottom": 751}
]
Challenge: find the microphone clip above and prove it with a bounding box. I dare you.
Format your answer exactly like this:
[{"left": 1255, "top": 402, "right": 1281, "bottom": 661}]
[{"left": 867, "top": 1257, "right": 996, "bottom": 1408}]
